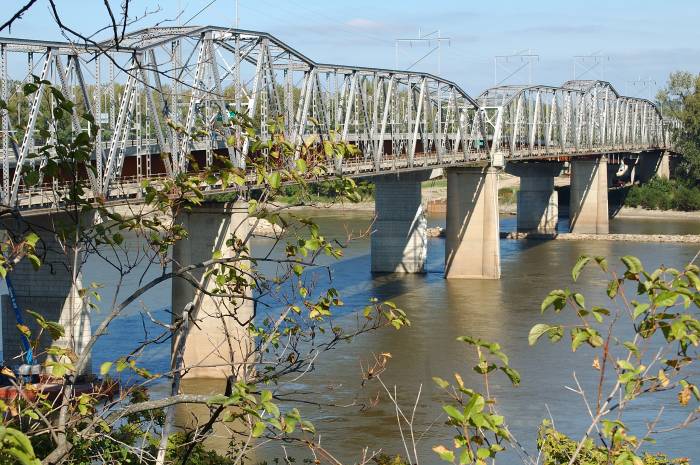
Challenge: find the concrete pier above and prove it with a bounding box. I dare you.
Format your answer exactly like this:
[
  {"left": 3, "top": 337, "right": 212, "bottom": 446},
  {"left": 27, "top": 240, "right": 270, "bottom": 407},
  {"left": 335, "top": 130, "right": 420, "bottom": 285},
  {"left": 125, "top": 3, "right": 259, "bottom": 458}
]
[
  {"left": 172, "top": 202, "right": 253, "bottom": 379},
  {"left": 569, "top": 158, "right": 609, "bottom": 234},
  {"left": 507, "top": 162, "right": 562, "bottom": 234},
  {"left": 1, "top": 213, "right": 92, "bottom": 372},
  {"left": 445, "top": 167, "right": 500, "bottom": 279},
  {"left": 637, "top": 151, "right": 670, "bottom": 182},
  {"left": 371, "top": 171, "right": 429, "bottom": 273}
]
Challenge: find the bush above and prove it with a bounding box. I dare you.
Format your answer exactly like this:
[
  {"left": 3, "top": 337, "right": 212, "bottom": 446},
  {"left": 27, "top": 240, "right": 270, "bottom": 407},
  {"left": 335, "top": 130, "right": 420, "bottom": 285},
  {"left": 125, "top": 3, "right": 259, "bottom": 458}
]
[
  {"left": 624, "top": 177, "right": 700, "bottom": 211},
  {"left": 538, "top": 422, "right": 689, "bottom": 465},
  {"left": 675, "top": 185, "right": 700, "bottom": 211}
]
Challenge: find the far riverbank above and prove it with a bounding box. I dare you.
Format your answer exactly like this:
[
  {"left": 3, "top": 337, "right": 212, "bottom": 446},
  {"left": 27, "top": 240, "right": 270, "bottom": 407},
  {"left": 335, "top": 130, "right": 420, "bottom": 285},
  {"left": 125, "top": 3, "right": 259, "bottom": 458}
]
[{"left": 281, "top": 199, "right": 700, "bottom": 221}]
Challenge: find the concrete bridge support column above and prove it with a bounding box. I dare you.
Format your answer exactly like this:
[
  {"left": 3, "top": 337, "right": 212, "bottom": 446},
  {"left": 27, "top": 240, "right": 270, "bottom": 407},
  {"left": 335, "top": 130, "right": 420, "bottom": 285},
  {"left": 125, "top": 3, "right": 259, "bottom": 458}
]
[
  {"left": 445, "top": 167, "right": 500, "bottom": 279},
  {"left": 506, "top": 162, "right": 562, "bottom": 234},
  {"left": 637, "top": 151, "right": 670, "bottom": 182},
  {"left": 1, "top": 213, "right": 92, "bottom": 373},
  {"left": 172, "top": 202, "right": 253, "bottom": 379},
  {"left": 371, "top": 172, "right": 429, "bottom": 273},
  {"left": 658, "top": 151, "right": 671, "bottom": 180},
  {"left": 569, "top": 157, "right": 609, "bottom": 234}
]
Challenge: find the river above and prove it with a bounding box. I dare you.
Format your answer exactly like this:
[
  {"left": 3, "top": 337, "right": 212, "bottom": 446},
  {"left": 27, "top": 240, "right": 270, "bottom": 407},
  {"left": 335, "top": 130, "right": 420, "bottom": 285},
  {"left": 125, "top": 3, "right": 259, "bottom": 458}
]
[{"left": 4, "top": 210, "right": 700, "bottom": 464}]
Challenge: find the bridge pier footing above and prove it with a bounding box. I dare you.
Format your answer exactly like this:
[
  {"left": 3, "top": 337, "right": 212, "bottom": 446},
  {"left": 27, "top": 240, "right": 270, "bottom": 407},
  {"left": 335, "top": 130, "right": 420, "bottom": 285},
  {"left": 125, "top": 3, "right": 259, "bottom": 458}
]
[
  {"left": 507, "top": 162, "right": 563, "bottom": 234},
  {"left": 1, "top": 213, "right": 92, "bottom": 373},
  {"left": 172, "top": 202, "right": 252, "bottom": 379},
  {"left": 445, "top": 167, "right": 500, "bottom": 279},
  {"left": 371, "top": 172, "right": 429, "bottom": 273},
  {"left": 570, "top": 157, "right": 609, "bottom": 234}
]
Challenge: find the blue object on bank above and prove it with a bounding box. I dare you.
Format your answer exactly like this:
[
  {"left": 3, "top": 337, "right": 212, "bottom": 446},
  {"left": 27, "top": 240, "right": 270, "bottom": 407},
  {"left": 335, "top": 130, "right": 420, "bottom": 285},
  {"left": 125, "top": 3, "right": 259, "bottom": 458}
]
[{"left": 5, "top": 275, "right": 33, "bottom": 366}]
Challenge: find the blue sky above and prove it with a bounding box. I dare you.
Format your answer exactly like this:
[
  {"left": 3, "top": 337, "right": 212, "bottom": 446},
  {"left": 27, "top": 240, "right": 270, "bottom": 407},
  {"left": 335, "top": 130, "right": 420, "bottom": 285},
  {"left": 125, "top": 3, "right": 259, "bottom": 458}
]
[{"left": 3, "top": 0, "right": 699, "bottom": 98}]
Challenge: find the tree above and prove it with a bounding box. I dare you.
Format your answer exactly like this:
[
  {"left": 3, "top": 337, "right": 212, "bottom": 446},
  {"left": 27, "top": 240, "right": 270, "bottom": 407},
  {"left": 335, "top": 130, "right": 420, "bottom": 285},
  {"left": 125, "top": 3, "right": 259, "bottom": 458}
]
[
  {"left": 0, "top": 78, "right": 408, "bottom": 464},
  {"left": 657, "top": 71, "right": 700, "bottom": 182}
]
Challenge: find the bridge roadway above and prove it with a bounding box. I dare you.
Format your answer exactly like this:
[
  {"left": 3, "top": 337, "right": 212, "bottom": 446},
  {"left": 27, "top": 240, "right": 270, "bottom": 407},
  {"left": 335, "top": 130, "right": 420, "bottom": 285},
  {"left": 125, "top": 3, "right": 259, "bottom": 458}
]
[{"left": 0, "top": 26, "right": 678, "bottom": 378}]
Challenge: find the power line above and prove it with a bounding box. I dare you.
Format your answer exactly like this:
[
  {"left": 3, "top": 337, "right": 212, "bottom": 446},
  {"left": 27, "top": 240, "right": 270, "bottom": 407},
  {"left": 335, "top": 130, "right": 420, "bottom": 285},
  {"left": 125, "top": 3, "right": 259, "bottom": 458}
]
[
  {"left": 183, "top": 0, "right": 220, "bottom": 26},
  {"left": 572, "top": 51, "right": 609, "bottom": 80},
  {"left": 395, "top": 29, "right": 450, "bottom": 74},
  {"left": 494, "top": 50, "right": 539, "bottom": 86}
]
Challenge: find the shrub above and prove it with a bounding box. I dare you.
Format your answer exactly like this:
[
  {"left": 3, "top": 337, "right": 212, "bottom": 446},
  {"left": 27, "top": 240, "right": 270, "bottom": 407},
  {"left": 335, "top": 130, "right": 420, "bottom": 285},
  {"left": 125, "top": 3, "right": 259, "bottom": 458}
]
[
  {"left": 538, "top": 422, "right": 689, "bottom": 465},
  {"left": 624, "top": 177, "right": 700, "bottom": 211}
]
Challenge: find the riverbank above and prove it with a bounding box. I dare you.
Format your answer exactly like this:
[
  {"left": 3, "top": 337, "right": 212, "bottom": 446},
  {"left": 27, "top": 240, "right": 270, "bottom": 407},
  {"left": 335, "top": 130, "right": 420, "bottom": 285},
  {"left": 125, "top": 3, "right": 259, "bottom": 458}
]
[
  {"left": 281, "top": 199, "right": 698, "bottom": 220},
  {"left": 502, "top": 231, "right": 700, "bottom": 243},
  {"left": 424, "top": 226, "right": 700, "bottom": 243},
  {"left": 614, "top": 207, "right": 700, "bottom": 220}
]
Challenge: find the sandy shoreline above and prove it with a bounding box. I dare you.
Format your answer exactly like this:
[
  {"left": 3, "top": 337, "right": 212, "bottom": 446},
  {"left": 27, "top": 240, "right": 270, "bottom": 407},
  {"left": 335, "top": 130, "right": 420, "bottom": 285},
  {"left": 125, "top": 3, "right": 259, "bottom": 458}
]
[{"left": 282, "top": 200, "right": 699, "bottom": 220}]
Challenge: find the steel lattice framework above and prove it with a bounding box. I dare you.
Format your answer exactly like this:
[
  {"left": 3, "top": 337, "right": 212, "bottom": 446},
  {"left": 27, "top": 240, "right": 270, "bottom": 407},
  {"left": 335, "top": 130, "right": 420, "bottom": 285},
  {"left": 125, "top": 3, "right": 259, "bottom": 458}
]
[
  {"left": 0, "top": 26, "right": 672, "bottom": 209},
  {"left": 477, "top": 80, "right": 671, "bottom": 164}
]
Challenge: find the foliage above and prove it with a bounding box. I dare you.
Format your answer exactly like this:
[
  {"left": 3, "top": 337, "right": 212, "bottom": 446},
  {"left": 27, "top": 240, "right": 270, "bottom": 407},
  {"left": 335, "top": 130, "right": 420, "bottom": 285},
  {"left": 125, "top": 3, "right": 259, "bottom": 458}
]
[
  {"left": 0, "top": 77, "right": 410, "bottom": 464},
  {"left": 0, "top": 426, "right": 41, "bottom": 465},
  {"left": 499, "top": 187, "right": 518, "bottom": 205},
  {"left": 624, "top": 177, "right": 700, "bottom": 211},
  {"left": 530, "top": 254, "right": 700, "bottom": 465},
  {"left": 275, "top": 179, "right": 375, "bottom": 204},
  {"left": 657, "top": 71, "right": 700, "bottom": 181},
  {"left": 538, "top": 421, "right": 688, "bottom": 465},
  {"left": 372, "top": 453, "right": 412, "bottom": 465},
  {"left": 432, "top": 337, "right": 520, "bottom": 465}
]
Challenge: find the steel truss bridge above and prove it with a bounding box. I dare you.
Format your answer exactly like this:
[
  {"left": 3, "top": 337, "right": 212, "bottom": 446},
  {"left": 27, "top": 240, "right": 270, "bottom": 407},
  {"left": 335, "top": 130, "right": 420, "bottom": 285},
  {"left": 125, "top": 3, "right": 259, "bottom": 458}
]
[{"left": 0, "top": 25, "right": 673, "bottom": 209}]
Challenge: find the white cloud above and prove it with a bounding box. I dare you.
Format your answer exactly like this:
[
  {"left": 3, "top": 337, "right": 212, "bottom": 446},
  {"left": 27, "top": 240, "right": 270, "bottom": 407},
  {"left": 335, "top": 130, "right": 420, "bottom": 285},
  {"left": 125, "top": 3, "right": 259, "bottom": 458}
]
[{"left": 345, "top": 18, "right": 383, "bottom": 30}]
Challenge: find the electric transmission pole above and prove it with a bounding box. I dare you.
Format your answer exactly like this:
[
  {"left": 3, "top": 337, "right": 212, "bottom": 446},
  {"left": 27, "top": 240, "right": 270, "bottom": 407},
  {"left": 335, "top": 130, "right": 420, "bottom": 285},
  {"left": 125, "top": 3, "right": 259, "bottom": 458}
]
[{"left": 395, "top": 28, "right": 451, "bottom": 74}]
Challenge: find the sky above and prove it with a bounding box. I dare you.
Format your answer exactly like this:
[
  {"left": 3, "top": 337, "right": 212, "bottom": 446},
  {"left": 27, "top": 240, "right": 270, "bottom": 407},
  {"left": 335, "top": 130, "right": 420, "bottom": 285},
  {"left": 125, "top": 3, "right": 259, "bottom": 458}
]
[{"left": 2, "top": 0, "right": 699, "bottom": 99}]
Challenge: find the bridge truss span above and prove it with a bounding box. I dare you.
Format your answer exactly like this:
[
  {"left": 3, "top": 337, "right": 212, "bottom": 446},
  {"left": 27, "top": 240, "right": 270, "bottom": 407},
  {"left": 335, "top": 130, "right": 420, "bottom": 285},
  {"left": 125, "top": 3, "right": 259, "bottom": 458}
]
[
  {"left": 477, "top": 79, "right": 671, "bottom": 162},
  {"left": 0, "top": 26, "right": 673, "bottom": 209}
]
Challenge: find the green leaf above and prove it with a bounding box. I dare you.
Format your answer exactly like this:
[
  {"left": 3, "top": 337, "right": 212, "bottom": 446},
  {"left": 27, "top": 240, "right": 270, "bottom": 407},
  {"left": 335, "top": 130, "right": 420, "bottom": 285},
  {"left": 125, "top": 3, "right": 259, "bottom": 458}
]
[
  {"left": 623, "top": 341, "right": 640, "bottom": 357},
  {"left": 260, "top": 390, "right": 272, "bottom": 403},
  {"left": 686, "top": 270, "right": 700, "bottom": 289},
  {"left": 464, "top": 393, "right": 485, "bottom": 417},
  {"left": 252, "top": 421, "right": 266, "bottom": 437},
  {"left": 617, "top": 360, "right": 636, "bottom": 371},
  {"left": 24, "top": 232, "right": 39, "bottom": 248},
  {"left": 571, "top": 330, "right": 589, "bottom": 352},
  {"left": 477, "top": 448, "right": 491, "bottom": 460},
  {"left": 528, "top": 323, "right": 552, "bottom": 345},
  {"left": 541, "top": 290, "right": 568, "bottom": 313},
  {"left": 295, "top": 159, "right": 307, "bottom": 173},
  {"left": 594, "top": 256, "right": 608, "bottom": 272},
  {"left": 500, "top": 366, "right": 521, "bottom": 386},
  {"left": 433, "top": 445, "right": 455, "bottom": 463},
  {"left": 268, "top": 172, "right": 281, "bottom": 189},
  {"left": 572, "top": 255, "right": 591, "bottom": 282},
  {"left": 432, "top": 377, "right": 450, "bottom": 389},
  {"left": 621, "top": 256, "right": 643, "bottom": 274},
  {"left": 100, "top": 362, "right": 113, "bottom": 375},
  {"left": 22, "top": 83, "right": 38, "bottom": 95},
  {"left": 633, "top": 303, "right": 649, "bottom": 320},
  {"left": 443, "top": 404, "right": 465, "bottom": 422},
  {"left": 654, "top": 291, "right": 678, "bottom": 307}
]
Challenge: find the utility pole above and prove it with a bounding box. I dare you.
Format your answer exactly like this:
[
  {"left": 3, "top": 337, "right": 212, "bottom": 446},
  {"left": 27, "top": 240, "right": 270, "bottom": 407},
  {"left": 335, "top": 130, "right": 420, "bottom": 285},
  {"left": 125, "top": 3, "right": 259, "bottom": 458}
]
[
  {"left": 235, "top": 0, "right": 240, "bottom": 28},
  {"left": 628, "top": 77, "right": 657, "bottom": 101},
  {"left": 395, "top": 28, "right": 450, "bottom": 74},
  {"left": 493, "top": 50, "right": 539, "bottom": 86},
  {"left": 572, "top": 51, "right": 609, "bottom": 80}
]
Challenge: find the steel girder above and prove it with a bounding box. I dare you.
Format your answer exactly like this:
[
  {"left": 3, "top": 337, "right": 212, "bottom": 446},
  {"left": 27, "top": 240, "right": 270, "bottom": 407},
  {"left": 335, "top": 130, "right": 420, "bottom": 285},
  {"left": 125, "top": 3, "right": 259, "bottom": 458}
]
[
  {"left": 477, "top": 80, "right": 669, "bottom": 161},
  {"left": 0, "top": 27, "right": 672, "bottom": 209}
]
